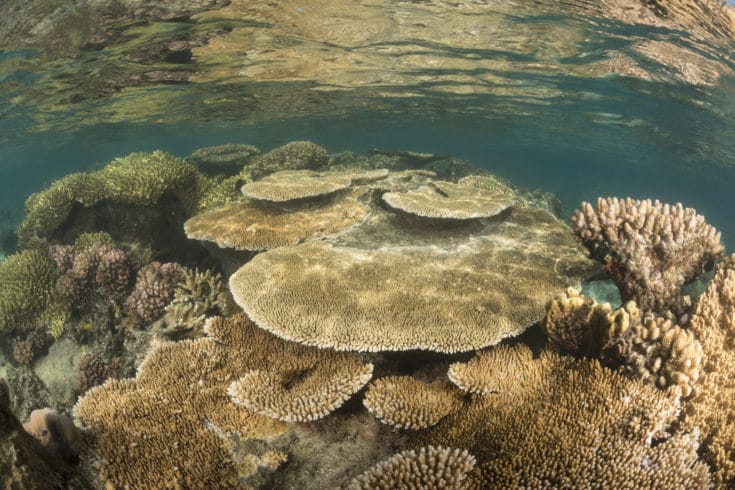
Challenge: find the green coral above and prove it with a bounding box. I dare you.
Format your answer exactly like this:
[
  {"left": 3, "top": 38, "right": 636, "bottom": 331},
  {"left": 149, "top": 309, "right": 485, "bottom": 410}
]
[
  {"left": 195, "top": 175, "right": 243, "bottom": 212},
  {"left": 18, "top": 151, "right": 200, "bottom": 249},
  {"left": 73, "top": 232, "right": 115, "bottom": 252},
  {"left": 0, "top": 250, "right": 58, "bottom": 332}
]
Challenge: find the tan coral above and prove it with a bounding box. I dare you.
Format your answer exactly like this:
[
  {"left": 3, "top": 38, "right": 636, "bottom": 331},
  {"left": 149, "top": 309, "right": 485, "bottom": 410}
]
[
  {"left": 363, "top": 377, "right": 461, "bottom": 429},
  {"left": 572, "top": 197, "right": 724, "bottom": 317},
  {"left": 682, "top": 254, "right": 735, "bottom": 486},
  {"left": 230, "top": 205, "right": 595, "bottom": 353},
  {"left": 184, "top": 189, "right": 370, "bottom": 251},
  {"left": 241, "top": 169, "right": 354, "bottom": 201},
  {"left": 382, "top": 180, "right": 515, "bottom": 219},
  {"left": 229, "top": 357, "right": 373, "bottom": 422},
  {"left": 348, "top": 446, "right": 477, "bottom": 490},
  {"left": 541, "top": 287, "right": 613, "bottom": 354},
  {"left": 426, "top": 345, "right": 710, "bottom": 488}
]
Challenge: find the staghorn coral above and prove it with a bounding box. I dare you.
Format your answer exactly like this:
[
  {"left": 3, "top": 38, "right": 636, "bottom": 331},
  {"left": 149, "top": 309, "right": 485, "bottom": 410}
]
[
  {"left": 229, "top": 205, "right": 595, "bottom": 353},
  {"left": 0, "top": 249, "right": 57, "bottom": 332},
  {"left": 228, "top": 357, "right": 374, "bottom": 422},
  {"left": 382, "top": 180, "right": 515, "bottom": 219},
  {"left": 74, "top": 313, "right": 371, "bottom": 487},
  {"left": 241, "top": 169, "right": 354, "bottom": 202},
  {"left": 184, "top": 188, "right": 371, "bottom": 251},
  {"left": 158, "top": 268, "right": 231, "bottom": 337},
  {"left": 682, "top": 254, "right": 735, "bottom": 486},
  {"left": 18, "top": 151, "right": 200, "bottom": 249},
  {"left": 348, "top": 446, "right": 476, "bottom": 490},
  {"left": 124, "top": 261, "right": 186, "bottom": 326},
  {"left": 571, "top": 197, "right": 724, "bottom": 317},
  {"left": 426, "top": 345, "right": 710, "bottom": 488},
  {"left": 363, "top": 377, "right": 461, "bottom": 429}
]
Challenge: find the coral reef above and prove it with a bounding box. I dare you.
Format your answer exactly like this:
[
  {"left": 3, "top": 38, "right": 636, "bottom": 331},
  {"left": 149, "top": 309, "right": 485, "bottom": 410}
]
[
  {"left": 425, "top": 345, "right": 710, "bottom": 488},
  {"left": 230, "top": 204, "right": 595, "bottom": 353},
  {"left": 11, "top": 330, "right": 53, "bottom": 366},
  {"left": 158, "top": 268, "right": 232, "bottom": 337},
  {"left": 572, "top": 197, "right": 724, "bottom": 317},
  {"left": 542, "top": 289, "right": 703, "bottom": 398},
  {"left": 75, "top": 353, "right": 121, "bottom": 396},
  {"left": 22, "top": 408, "right": 80, "bottom": 464},
  {"left": 242, "top": 169, "right": 354, "bottom": 202},
  {"left": 0, "top": 249, "right": 58, "bottom": 332},
  {"left": 251, "top": 141, "right": 330, "bottom": 178},
  {"left": 363, "top": 377, "right": 461, "bottom": 429},
  {"left": 348, "top": 446, "right": 477, "bottom": 490},
  {"left": 382, "top": 180, "right": 516, "bottom": 219},
  {"left": 124, "top": 261, "right": 186, "bottom": 326},
  {"left": 184, "top": 188, "right": 371, "bottom": 251},
  {"left": 187, "top": 143, "right": 261, "bottom": 176},
  {"left": 682, "top": 254, "right": 735, "bottom": 486}
]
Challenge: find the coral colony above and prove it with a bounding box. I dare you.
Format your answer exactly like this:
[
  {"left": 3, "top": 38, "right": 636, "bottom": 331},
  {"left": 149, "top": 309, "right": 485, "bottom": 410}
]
[{"left": 2, "top": 141, "right": 735, "bottom": 488}]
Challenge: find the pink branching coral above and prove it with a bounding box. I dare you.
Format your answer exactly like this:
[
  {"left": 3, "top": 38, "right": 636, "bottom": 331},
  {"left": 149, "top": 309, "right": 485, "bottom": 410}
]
[
  {"left": 572, "top": 197, "right": 723, "bottom": 318},
  {"left": 125, "top": 261, "right": 186, "bottom": 325}
]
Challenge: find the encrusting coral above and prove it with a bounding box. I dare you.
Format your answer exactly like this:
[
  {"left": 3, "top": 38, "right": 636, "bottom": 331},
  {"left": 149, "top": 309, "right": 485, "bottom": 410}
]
[
  {"left": 542, "top": 288, "right": 703, "bottom": 398},
  {"left": 73, "top": 313, "right": 372, "bottom": 487},
  {"left": 681, "top": 254, "right": 735, "bottom": 487},
  {"left": 184, "top": 188, "right": 371, "bottom": 251},
  {"left": 230, "top": 205, "right": 595, "bottom": 353},
  {"left": 382, "top": 180, "right": 516, "bottom": 219},
  {"left": 429, "top": 344, "right": 710, "bottom": 488},
  {"left": 571, "top": 197, "right": 724, "bottom": 317},
  {"left": 363, "top": 377, "right": 461, "bottom": 429},
  {"left": 347, "top": 446, "right": 477, "bottom": 490}
]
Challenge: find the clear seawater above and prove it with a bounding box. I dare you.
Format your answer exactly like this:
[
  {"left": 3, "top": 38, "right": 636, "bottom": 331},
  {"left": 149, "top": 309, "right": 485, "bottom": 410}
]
[{"left": 1, "top": 0, "right": 734, "bottom": 256}]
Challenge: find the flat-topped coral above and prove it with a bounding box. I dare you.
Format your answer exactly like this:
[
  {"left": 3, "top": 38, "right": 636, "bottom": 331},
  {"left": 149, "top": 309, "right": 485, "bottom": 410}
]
[
  {"left": 448, "top": 344, "right": 544, "bottom": 395},
  {"left": 241, "top": 169, "right": 354, "bottom": 202},
  {"left": 425, "top": 345, "right": 710, "bottom": 488},
  {"left": 187, "top": 143, "right": 261, "bottom": 175},
  {"left": 230, "top": 205, "right": 595, "bottom": 353},
  {"left": 184, "top": 189, "right": 371, "bottom": 251},
  {"left": 382, "top": 180, "right": 516, "bottom": 219},
  {"left": 229, "top": 357, "right": 374, "bottom": 422},
  {"left": 18, "top": 151, "right": 200, "bottom": 249},
  {"left": 348, "top": 446, "right": 476, "bottom": 490},
  {"left": 572, "top": 197, "right": 724, "bottom": 317},
  {"left": 74, "top": 314, "right": 295, "bottom": 488},
  {"left": 682, "top": 255, "right": 735, "bottom": 486},
  {"left": 0, "top": 249, "right": 57, "bottom": 332},
  {"left": 363, "top": 377, "right": 461, "bottom": 429}
]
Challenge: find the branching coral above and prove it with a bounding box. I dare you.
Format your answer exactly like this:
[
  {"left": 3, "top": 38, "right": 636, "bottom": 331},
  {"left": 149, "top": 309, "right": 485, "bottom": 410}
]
[
  {"left": 428, "top": 345, "right": 710, "bottom": 488},
  {"left": 0, "top": 249, "right": 58, "bottom": 332},
  {"left": 124, "top": 261, "right": 186, "bottom": 326},
  {"left": 159, "top": 268, "right": 231, "bottom": 337},
  {"left": 348, "top": 446, "right": 476, "bottom": 490},
  {"left": 571, "top": 197, "right": 723, "bottom": 317}
]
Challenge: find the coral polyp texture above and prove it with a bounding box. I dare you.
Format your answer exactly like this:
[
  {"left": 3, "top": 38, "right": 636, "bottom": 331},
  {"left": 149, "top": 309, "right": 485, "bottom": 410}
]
[
  {"left": 425, "top": 345, "right": 710, "bottom": 488},
  {"left": 0, "top": 249, "right": 57, "bottom": 332},
  {"left": 363, "top": 377, "right": 461, "bottom": 429},
  {"left": 682, "top": 254, "right": 735, "bottom": 486},
  {"left": 382, "top": 180, "right": 515, "bottom": 219},
  {"left": 253, "top": 140, "right": 330, "bottom": 176},
  {"left": 184, "top": 189, "right": 371, "bottom": 251},
  {"left": 124, "top": 261, "right": 186, "bottom": 325},
  {"left": 230, "top": 204, "right": 595, "bottom": 353},
  {"left": 348, "top": 446, "right": 477, "bottom": 490},
  {"left": 187, "top": 143, "right": 261, "bottom": 175},
  {"left": 571, "top": 197, "right": 724, "bottom": 317},
  {"left": 18, "top": 151, "right": 202, "bottom": 249},
  {"left": 542, "top": 289, "right": 703, "bottom": 398}
]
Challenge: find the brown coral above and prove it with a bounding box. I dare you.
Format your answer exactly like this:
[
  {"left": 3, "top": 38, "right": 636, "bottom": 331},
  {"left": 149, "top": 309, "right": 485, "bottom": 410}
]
[
  {"left": 228, "top": 357, "right": 374, "bottom": 422},
  {"left": 75, "top": 353, "right": 121, "bottom": 396},
  {"left": 541, "top": 287, "right": 613, "bottom": 354},
  {"left": 184, "top": 189, "right": 370, "bottom": 251},
  {"left": 124, "top": 261, "right": 186, "bottom": 325},
  {"left": 363, "top": 377, "right": 461, "bottom": 429},
  {"left": 241, "top": 169, "right": 353, "bottom": 202},
  {"left": 682, "top": 254, "right": 735, "bottom": 486},
  {"left": 382, "top": 180, "right": 515, "bottom": 219},
  {"left": 230, "top": 205, "right": 594, "bottom": 353},
  {"left": 572, "top": 197, "right": 724, "bottom": 317},
  {"left": 348, "top": 446, "right": 476, "bottom": 490},
  {"left": 426, "top": 345, "right": 710, "bottom": 488}
]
